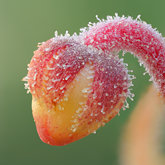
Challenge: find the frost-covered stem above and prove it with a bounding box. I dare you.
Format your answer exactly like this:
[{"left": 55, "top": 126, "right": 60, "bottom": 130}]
[{"left": 82, "top": 15, "right": 165, "bottom": 96}]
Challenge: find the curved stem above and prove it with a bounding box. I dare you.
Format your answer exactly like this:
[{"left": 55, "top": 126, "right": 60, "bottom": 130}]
[{"left": 82, "top": 15, "right": 165, "bottom": 96}]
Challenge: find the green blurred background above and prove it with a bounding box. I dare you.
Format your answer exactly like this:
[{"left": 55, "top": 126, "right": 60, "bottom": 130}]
[{"left": 1, "top": 0, "right": 164, "bottom": 164}]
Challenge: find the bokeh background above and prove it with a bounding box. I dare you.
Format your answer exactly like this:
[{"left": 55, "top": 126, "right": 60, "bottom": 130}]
[{"left": 1, "top": 0, "right": 165, "bottom": 164}]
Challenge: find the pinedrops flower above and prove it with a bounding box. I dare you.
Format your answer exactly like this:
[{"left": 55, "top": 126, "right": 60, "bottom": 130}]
[{"left": 23, "top": 14, "right": 165, "bottom": 146}]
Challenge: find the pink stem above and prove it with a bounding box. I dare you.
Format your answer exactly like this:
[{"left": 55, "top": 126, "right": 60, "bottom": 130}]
[{"left": 82, "top": 15, "right": 165, "bottom": 96}]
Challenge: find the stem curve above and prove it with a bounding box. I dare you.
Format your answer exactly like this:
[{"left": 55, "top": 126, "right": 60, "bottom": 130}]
[{"left": 82, "top": 15, "right": 165, "bottom": 96}]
